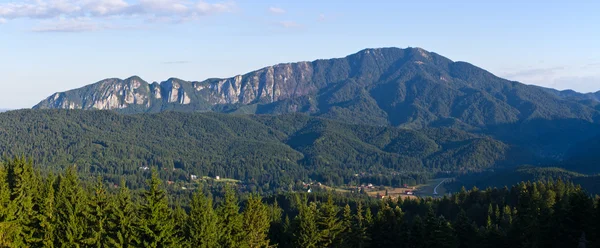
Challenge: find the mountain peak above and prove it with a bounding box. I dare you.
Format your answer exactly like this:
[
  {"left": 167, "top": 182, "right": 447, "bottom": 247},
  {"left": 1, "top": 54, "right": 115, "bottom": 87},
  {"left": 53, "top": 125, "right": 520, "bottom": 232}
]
[{"left": 33, "top": 47, "right": 600, "bottom": 127}]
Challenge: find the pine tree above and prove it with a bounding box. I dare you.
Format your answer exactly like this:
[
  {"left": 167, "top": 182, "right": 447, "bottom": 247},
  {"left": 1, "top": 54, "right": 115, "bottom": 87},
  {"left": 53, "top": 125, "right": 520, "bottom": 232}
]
[
  {"left": 5, "top": 157, "right": 38, "bottom": 246},
  {"left": 339, "top": 204, "right": 353, "bottom": 248},
  {"left": 217, "top": 184, "right": 246, "bottom": 248},
  {"left": 172, "top": 201, "right": 188, "bottom": 247},
  {"left": 38, "top": 173, "right": 57, "bottom": 247},
  {"left": 84, "top": 176, "right": 110, "bottom": 247},
  {"left": 453, "top": 210, "right": 477, "bottom": 248},
  {"left": 107, "top": 179, "right": 138, "bottom": 248},
  {"left": 137, "top": 169, "right": 177, "bottom": 248},
  {"left": 243, "top": 194, "right": 271, "bottom": 248},
  {"left": 267, "top": 200, "right": 285, "bottom": 246},
  {"left": 294, "top": 201, "right": 320, "bottom": 248},
  {"left": 55, "top": 165, "right": 89, "bottom": 247},
  {"left": 0, "top": 161, "right": 15, "bottom": 246},
  {"left": 318, "top": 194, "right": 344, "bottom": 247},
  {"left": 187, "top": 188, "right": 218, "bottom": 248},
  {"left": 352, "top": 202, "right": 369, "bottom": 248}
]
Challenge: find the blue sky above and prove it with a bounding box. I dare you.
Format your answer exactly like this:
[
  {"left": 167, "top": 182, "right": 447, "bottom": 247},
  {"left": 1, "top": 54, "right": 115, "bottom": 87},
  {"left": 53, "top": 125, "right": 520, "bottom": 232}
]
[{"left": 0, "top": 0, "right": 599, "bottom": 109}]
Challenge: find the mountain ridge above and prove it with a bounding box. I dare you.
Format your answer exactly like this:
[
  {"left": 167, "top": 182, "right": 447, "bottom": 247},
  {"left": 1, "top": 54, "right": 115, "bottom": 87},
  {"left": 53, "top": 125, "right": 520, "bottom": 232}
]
[{"left": 34, "top": 47, "right": 600, "bottom": 129}]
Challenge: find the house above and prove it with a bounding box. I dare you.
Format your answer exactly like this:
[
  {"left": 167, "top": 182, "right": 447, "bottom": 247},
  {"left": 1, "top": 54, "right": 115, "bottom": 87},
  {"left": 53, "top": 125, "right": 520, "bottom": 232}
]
[
  {"left": 139, "top": 166, "right": 149, "bottom": 171},
  {"left": 406, "top": 191, "right": 414, "bottom": 195},
  {"left": 367, "top": 183, "right": 374, "bottom": 188},
  {"left": 190, "top": 175, "right": 198, "bottom": 180},
  {"left": 167, "top": 181, "right": 175, "bottom": 185},
  {"left": 215, "top": 176, "right": 221, "bottom": 180}
]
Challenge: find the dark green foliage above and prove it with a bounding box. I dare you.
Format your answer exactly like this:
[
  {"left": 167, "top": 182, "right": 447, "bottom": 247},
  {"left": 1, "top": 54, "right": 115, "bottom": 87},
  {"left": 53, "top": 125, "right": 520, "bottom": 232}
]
[
  {"left": 107, "top": 179, "right": 138, "bottom": 248},
  {"left": 243, "top": 195, "right": 271, "bottom": 248},
  {"left": 55, "top": 165, "right": 89, "bottom": 247},
  {"left": 0, "top": 110, "right": 514, "bottom": 192},
  {"left": 0, "top": 157, "right": 599, "bottom": 247},
  {"left": 187, "top": 187, "right": 218, "bottom": 248},
  {"left": 137, "top": 169, "right": 178, "bottom": 247},
  {"left": 217, "top": 185, "right": 246, "bottom": 248}
]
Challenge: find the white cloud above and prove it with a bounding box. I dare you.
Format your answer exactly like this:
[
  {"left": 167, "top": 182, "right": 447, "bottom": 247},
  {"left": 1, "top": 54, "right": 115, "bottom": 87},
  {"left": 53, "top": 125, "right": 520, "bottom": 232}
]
[
  {"left": 268, "top": 7, "right": 285, "bottom": 14},
  {"left": 278, "top": 21, "right": 302, "bottom": 29},
  {"left": 500, "top": 65, "right": 600, "bottom": 93},
  {"left": 32, "top": 18, "right": 101, "bottom": 32},
  {"left": 318, "top": 14, "right": 326, "bottom": 21},
  {"left": 0, "top": 18, "right": 6, "bottom": 24},
  {"left": 197, "top": 1, "right": 234, "bottom": 15},
  {"left": 0, "top": 0, "right": 236, "bottom": 31}
]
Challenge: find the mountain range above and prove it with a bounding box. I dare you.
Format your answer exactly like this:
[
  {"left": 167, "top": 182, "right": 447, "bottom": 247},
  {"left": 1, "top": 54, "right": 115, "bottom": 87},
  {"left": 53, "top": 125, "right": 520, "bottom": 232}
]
[
  {"left": 19, "top": 47, "right": 600, "bottom": 189},
  {"left": 34, "top": 47, "right": 600, "bottom": 129}
]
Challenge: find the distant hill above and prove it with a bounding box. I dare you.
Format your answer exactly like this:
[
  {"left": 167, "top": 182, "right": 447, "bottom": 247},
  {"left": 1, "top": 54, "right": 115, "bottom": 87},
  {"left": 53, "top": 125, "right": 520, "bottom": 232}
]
[
  {"left": 34, "top": 47, "right": 600, "bottom": 129},
  {"left": 446, "top": 165, "right": 600, "bottom": 193},
  {"left": 0, "top": 109, "right": 516, "bottom": 188}
]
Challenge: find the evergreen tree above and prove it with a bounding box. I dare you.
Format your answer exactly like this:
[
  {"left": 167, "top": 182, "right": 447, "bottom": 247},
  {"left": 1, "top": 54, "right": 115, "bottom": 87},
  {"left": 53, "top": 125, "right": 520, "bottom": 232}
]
[
  {"left": 339, "top": 204, "right": 353, "bottom": 248},
  {"left": 84, "top": 176, "right": 110, "bottom": 247},
  {"left": 294, "top": 201, "right": 320, "bottom": 248},
  {"left": 352, "top": 202, "right": 369, "bottom": 248},
  {"left": 38, "top": 173, "right": 57, "bottom": 247},
  {"left": 267, "top": 200, "right": 285, "bottom": 246},
  {"left": 55, "top": 165, "right": 89, "bottom": 247},
  {"left": 243, "top": 194, "right": 271, "bottom": 248},
  {"left": 187, "top": 188, "right": 218, "bottom": 248},
  {"left": 317, "top": 194, "right": 345, "bottom": 247},
  {"left": 137, "top": 169, "right": 177, "bottom": 248},
  {"left": 172, "top": 202, "right": 188, "bottom": 247},
  {"left": 0, "top": 161, "right": 15, "bottom": 246},
  {"left": 453, "top": 210, "right": 478, "bottom": 248},
  {"left": 217, "top": 185, "right": 246, "bottom": 248},
  {"left": 107, "top": 179, "right": 138, "bottom": 248},
  {"left": 5, "top": 157, "right": 38, "bottom": 246}
]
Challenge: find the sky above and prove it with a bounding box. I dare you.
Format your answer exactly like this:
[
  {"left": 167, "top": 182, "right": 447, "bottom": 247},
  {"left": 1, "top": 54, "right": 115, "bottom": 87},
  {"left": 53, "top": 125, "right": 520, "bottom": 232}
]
[{"left": 0, "top": 0, "right": 599, "bottom": 109}]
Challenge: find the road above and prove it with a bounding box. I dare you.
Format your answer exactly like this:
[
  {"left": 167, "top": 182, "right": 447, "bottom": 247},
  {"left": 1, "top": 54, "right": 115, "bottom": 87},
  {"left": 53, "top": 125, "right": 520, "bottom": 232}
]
[{"left": 433, "top": 178, "right": 448, "bottom": 195}]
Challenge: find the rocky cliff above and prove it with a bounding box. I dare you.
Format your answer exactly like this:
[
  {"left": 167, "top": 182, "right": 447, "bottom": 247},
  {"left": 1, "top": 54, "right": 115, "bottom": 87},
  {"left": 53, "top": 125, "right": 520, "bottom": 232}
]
[{"left": 34, "top": 47, "right": 600, "bottom": 128}]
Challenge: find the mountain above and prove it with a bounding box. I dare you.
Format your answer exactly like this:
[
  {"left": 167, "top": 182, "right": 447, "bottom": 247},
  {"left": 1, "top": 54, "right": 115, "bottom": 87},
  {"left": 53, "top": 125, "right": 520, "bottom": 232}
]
[
  {"left": 34, "top": 47, "right": 600, "bottom": 129},
  {"left": 0, "top": 109, "right": 514, "bottom": 188}
]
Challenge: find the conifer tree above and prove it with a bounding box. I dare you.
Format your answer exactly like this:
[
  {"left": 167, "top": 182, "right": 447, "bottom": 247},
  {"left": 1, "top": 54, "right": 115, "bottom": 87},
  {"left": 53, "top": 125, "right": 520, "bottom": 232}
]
[
  {"left": 243, "top": 194, "right": 271, "bottom": 248},
  {"left": 84, "top": 176, "right": 110, "bottom": 247},
  {"left": 137, "top": 169, "right": 177, "bottom": 248},
  {"left": 267, "top": 200, "right": 285, "bottom": 246},
  {"left": 0, "top": 161, "right": 14, "bottom": 246},
  {"left": 55, "top": 165, "right": 89, "bottom": 247},
  {"left": 37, "top": 173, "right": 56, "bottom": 247},
  {"left": 318, "top": 194, "right": 344, "bottom": 247},
  {"left": 352, "top": 202, "right": 369, "bottom": 248},
  {"left": 107, "top": 178, "right": 138, "bottom": 248},
  {"left": 453, "top": 210, "right": 477, "bottom": 248},
  {"left": 294, "top": 201, "right": 320, "bottom": 248},
  {"left": 5, "top": 157, "right": 38, "bottom": 246},
  {"left": 172, "top": 202, "right": 188, "bottom": 246},
  {"left": 339, "top": 204, "right": 353, "bottom": 248},
  {"left": 217, "top": 184, "right": 246, "bottom": 248},
  {"left": 187, "top": 188, "right": 218, "bottom": 248}
]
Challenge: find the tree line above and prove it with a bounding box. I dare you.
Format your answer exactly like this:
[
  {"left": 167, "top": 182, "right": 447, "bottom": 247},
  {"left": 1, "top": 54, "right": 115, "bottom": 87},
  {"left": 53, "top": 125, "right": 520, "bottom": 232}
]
[{"left": 2, "top": 157, "right": 600, "bottom": 247}]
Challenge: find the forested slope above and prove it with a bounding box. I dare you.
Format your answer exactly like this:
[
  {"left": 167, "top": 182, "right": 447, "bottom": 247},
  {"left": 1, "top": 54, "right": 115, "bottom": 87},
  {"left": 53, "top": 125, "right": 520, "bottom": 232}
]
[{"left": 0, "top": 109, "right": 514, "bottom": 189}]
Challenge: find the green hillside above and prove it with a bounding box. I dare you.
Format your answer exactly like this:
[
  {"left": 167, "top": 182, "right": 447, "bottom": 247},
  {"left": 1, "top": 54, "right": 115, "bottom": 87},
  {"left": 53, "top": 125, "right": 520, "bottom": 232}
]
[{"left": 0, "top": 109, "right": 515, "bottom": 190}]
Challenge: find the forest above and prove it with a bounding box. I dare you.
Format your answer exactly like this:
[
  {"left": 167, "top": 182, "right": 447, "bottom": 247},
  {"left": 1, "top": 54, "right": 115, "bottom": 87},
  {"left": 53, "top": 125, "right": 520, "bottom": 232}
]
[
  {"left": 1, "top": 157, "right": 600, "bottom": 248},
  {"left": 0, "top": 110, "right": 513, "bottom": 192}
]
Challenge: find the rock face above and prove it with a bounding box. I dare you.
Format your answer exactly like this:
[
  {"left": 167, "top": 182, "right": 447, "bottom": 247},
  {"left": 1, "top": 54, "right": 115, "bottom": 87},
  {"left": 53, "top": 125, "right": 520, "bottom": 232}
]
[{"left": 34, "top": 47, "right": 600, "bottom": 128}]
